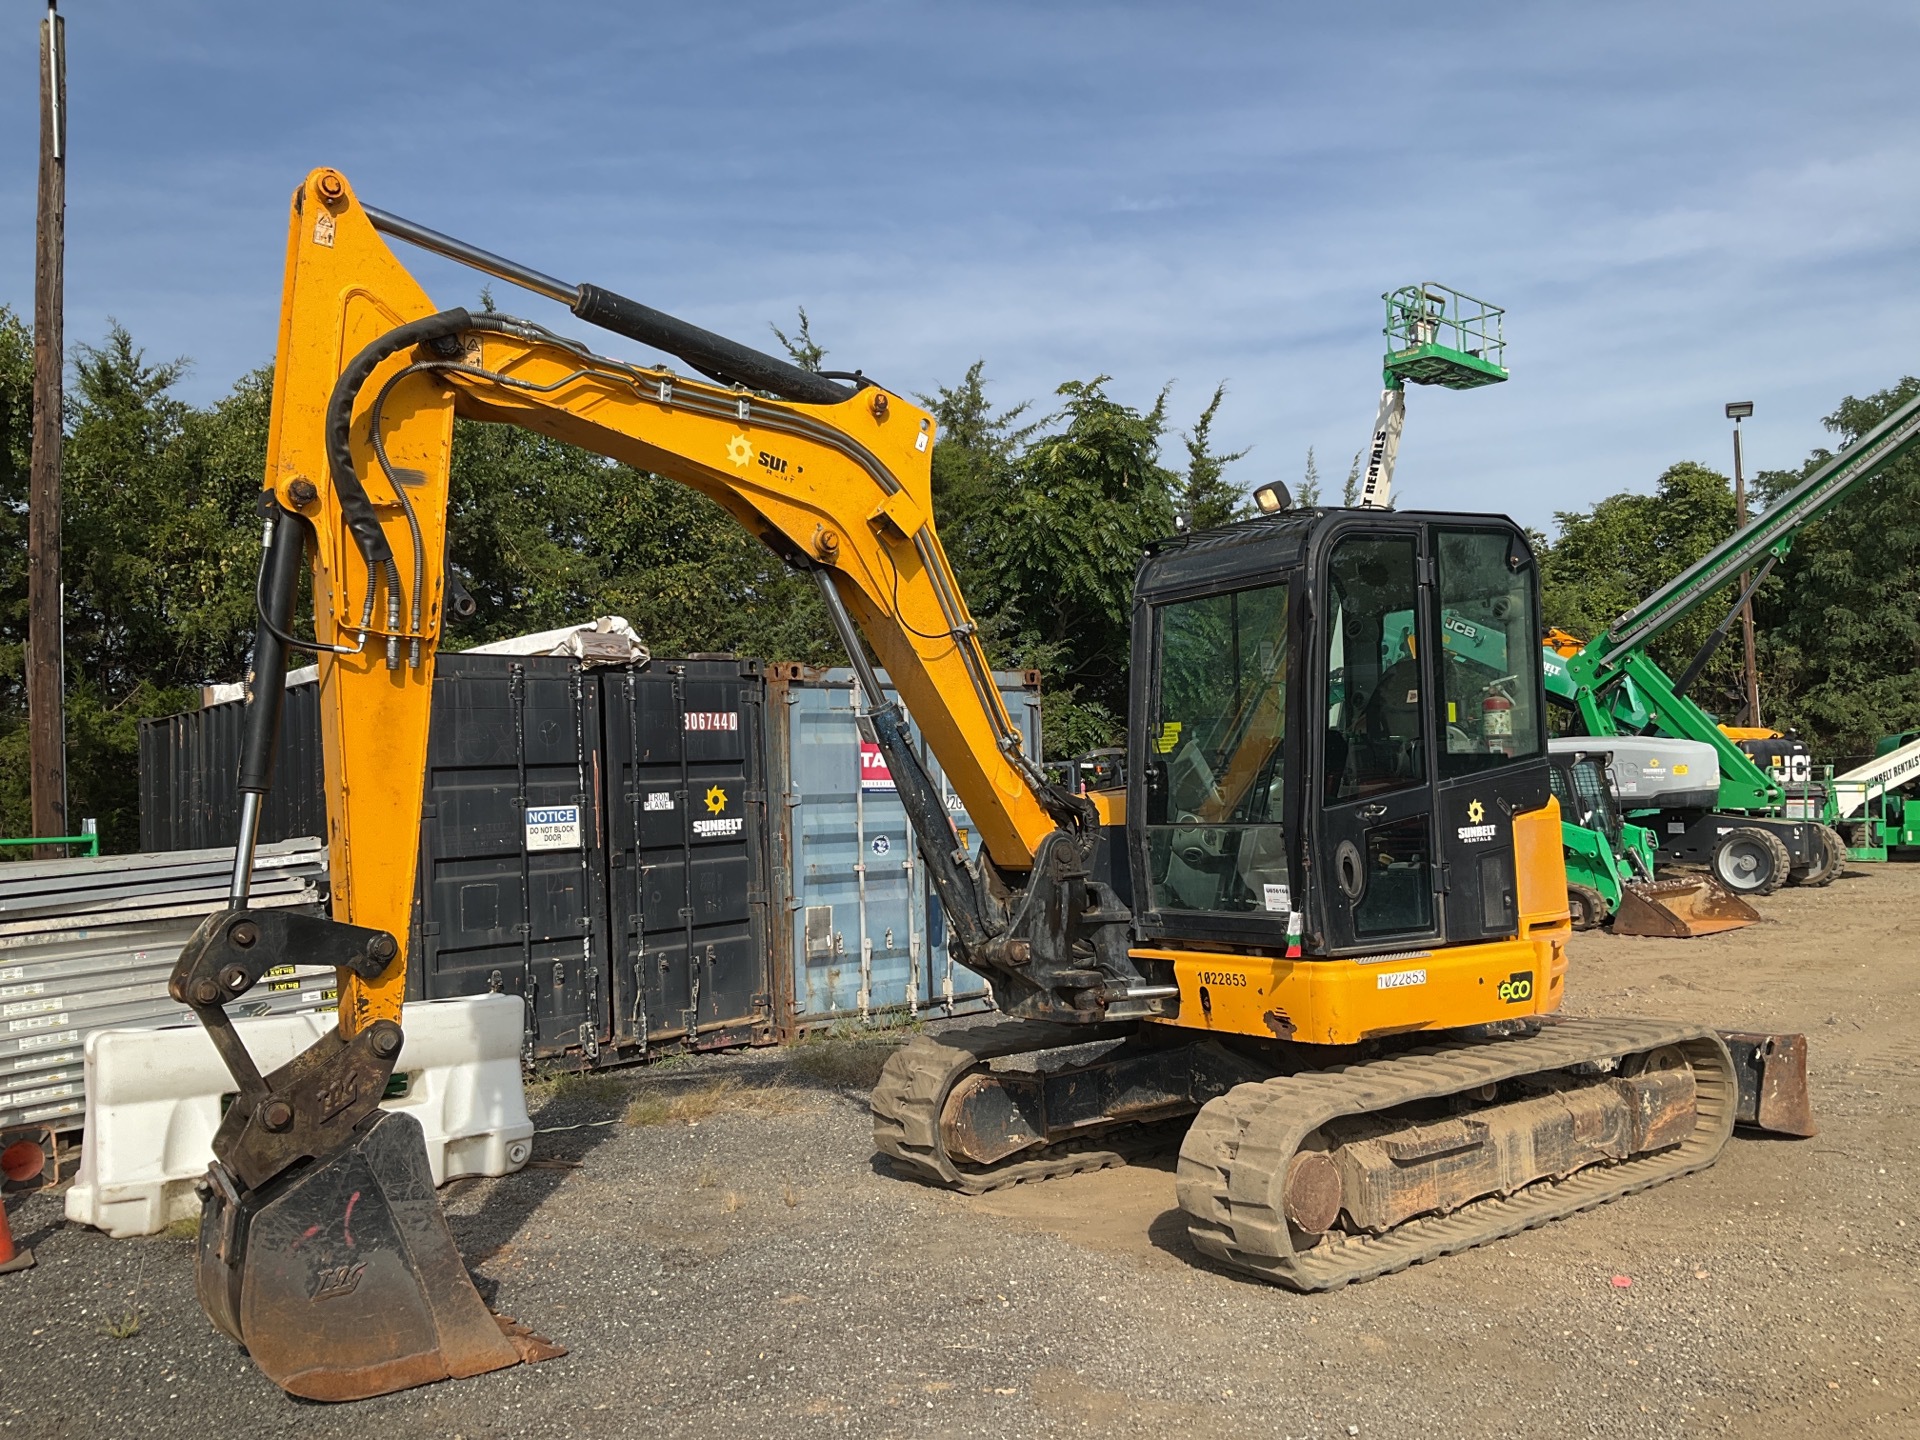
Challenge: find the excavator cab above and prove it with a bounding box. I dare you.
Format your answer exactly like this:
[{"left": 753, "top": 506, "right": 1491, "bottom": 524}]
[{"left": 1131, "top": 508, "right": 1549, "bottom": 958}]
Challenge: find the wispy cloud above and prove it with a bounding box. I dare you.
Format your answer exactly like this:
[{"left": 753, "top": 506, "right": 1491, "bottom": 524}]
[{"left": 0, "top": 1, "right": 1913, "bottom": 528}]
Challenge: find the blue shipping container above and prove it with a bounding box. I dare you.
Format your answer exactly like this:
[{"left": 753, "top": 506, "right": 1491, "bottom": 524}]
[{"left": 764, "top": 665, "right": 1042, "bottom": 1030}]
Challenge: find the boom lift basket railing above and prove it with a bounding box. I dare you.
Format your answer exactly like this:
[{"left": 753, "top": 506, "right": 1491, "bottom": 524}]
[{"left": 1382, "top": 284, "right": 1508, "bottom": 390}]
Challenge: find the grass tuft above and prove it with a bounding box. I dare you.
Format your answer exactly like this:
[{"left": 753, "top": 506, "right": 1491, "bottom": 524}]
[
  {"left": 102, "top": 1310, "right": 142, "bottom": 1340},
  {"left": 542, "top": 1070, "right": 629, "bottom": 1107},
  {"left": 785, "top": 1034, "right": 905, "bottom": 1090},
  {"left": 625, "top": 1077, "right": 810, "bottom": 1129},
  {"left": 162, "top": 1216, "right": 200, "bottom": 1243}
]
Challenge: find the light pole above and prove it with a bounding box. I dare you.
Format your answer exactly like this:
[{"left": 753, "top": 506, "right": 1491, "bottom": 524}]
[{"left": 1726, "top": 400, "right": 1761, "bottom": 726}]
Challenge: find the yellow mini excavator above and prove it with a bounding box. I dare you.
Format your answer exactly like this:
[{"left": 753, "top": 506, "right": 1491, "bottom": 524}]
[{"left": 173, "top": 168, "right": 1813, "bottom": 1400}]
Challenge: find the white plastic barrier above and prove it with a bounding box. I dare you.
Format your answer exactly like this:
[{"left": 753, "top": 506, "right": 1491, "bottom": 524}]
[{"left": 65, "top": 994, "right": 534, "bottom": 1239}]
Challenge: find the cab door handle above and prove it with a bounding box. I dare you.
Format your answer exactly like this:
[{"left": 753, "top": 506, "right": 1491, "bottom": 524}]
[{"left": 1357, "top": 802, "right": 1387, "bottom": 821}]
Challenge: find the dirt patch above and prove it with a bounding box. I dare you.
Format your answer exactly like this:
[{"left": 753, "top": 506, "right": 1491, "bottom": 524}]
[{"left": 5, "top": 863, "right": 1915, "bottom": 1440}]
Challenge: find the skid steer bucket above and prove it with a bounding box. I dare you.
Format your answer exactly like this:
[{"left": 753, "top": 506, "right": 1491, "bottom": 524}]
[{"left": 1611, "top": 877, "right": 1760, "bottom": 938}]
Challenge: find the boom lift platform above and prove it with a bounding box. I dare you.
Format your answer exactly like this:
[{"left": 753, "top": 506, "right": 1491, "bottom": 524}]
[{"left": 1358, "top": 284, "right": 1507, "bottom": 510}]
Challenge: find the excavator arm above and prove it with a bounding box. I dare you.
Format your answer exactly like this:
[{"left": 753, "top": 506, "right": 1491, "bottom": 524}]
[{"left": 172, "top": 168, "right": 1143, "bottom": 1400}]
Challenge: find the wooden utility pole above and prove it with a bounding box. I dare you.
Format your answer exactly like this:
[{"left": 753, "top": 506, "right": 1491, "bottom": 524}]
[{"left": 28, "top": 1, "right": 67, "bottom": 850}]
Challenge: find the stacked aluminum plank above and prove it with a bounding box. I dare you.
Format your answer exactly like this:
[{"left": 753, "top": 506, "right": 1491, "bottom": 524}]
[{"left": 0, "top": 837, "right": 333, "bottom": 1133}]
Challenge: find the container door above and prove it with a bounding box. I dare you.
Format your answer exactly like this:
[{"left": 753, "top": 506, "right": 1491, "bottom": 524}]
[
  {"left": 606, "top": 664, "right": 770, "bottom": 1050},
  {"left": 411, "top": 658, "right": 608, "bottom": 1060},
  {"left": 783, "top": 681, "right": 919, "bottom": 1020}
]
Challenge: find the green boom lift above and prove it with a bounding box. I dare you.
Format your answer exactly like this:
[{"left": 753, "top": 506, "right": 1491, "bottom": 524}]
[{"left": 1356, "top": 284, "right": 1507, "bottom": 511}]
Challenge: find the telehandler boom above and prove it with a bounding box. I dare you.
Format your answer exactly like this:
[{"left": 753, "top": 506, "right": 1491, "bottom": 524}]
[{"left": 172, "top": 169, "right": 1811, "bottom": 1401}]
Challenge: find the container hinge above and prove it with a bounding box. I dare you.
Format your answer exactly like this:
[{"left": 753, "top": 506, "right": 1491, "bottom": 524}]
[
  {"left": 515, "top": 922, "right": 532, "bottom": 937},
  {"left": 420, "top": 804, "right": 438, "bottom": 819},
  {"left": 578, "top": 1021, "right": 600, "bottom": 1061},
  {"left": 421, "top": 921, "right": 441, "bottom": 937},
  {"left": 750, "top": 990, "right": 772, "bottom": 1018}
]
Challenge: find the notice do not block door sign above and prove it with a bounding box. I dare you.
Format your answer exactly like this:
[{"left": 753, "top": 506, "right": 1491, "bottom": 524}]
[
  {"left": 859, "top": 741, "right": 896, "bottom": 793},
  {"left": 525, "top": 804, "right": 583, "bottom": 852}
]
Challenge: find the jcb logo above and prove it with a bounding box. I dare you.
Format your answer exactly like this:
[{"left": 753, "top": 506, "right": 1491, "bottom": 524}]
[
  {"left": 757, "top": 450, "right": 789, "bottom": 476},
  {"left": 1497, "top": 971, "right": 1533, "bottom": 1004}
]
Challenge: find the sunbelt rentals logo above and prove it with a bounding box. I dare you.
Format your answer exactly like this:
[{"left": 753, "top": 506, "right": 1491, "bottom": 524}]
[
  {"left": 1456, "top": 796, "right": 1497, "bottom": 844},
  {"left": 693, "top": 784, "right": 744, "bottom": 839}
]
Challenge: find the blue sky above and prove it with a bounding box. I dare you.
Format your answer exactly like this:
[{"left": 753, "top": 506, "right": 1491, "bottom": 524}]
[{"left": 2, "top": 2, "right": 1915, "bottom": 531}]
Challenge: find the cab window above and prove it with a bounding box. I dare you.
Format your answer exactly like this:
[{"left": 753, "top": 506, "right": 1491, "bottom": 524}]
[
  {"left": 1145, "top": 582, "right": 1290, "bottom": 914},
  {"left": 1433, "top": 528, "right": 1544, "bottom": 777}
]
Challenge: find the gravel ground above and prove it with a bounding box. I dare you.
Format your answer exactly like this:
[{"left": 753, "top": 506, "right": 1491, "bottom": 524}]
[{"left": 3, "top": 862, "right": 1916, "bottom": 1438}]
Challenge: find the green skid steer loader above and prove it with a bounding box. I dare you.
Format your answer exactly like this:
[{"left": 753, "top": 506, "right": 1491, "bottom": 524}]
[{"left": 1549, "top": 747, "right": 1759, "bottom": 938}]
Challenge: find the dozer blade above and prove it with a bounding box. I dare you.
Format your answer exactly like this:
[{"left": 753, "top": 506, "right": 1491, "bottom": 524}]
[
  {"left": 1719, "top": 1031, "right": 1817, "bottom": 1136},
  {"left": 197, "top": 1108, "right": 560, "bottom": 1402},
  {"left": 1611, "top": 877, "right": 1760, "bottom": 938}
]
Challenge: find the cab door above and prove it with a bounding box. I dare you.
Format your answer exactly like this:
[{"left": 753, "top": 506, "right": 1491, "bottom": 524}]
[
  {"left": 1427, "top": 525, "right": 1552, "bottom": 945},
  {"left": 1314, "top": 531, "right": 1443, "bottom": 954}
]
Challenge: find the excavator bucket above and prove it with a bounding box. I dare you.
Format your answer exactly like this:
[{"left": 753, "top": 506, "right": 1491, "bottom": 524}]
[
  {"left": 1611, "top": 877, "right": 1760, "bottom": 938},
  {"left": 172, "top": 909, "right": 561, "bottom": 1401},
  {"left": 195, "top": 1109, "right": 559, "bottom": 1401}
]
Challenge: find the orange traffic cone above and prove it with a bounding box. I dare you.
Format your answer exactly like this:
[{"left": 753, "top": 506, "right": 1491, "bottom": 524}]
[{"left": 0, "top": 1138, "right": 42, "bottom": 1274}]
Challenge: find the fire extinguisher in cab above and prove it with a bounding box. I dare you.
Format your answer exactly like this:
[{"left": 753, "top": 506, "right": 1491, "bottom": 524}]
[{"left": 1481, "top": 681, "right": 1516, "bottom": 755}]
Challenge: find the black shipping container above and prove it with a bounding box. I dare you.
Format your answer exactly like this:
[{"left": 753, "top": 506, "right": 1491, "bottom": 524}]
[
  {"left": 407, "top": 655, "right": 611, "bottom": 1062},
  {"left": 602, "top": 660, "right": 773, "bottom": 1053},
  {"left": 139, "top": 682, "right": 325, "bottom": 852},
  {"left": 138, "top": 648, "right": 772, "bottom": 1064}
]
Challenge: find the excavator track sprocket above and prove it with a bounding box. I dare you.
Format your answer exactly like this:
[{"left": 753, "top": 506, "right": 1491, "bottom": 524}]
[{"left": 1176, "top": 1015, "right": 1736, "bottom": 1291}]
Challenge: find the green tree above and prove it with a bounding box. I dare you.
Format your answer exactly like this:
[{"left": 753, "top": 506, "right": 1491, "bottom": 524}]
[
  {"left": 769, "top": 307, "right": 826, "bottom": 374},
  {"left": 967, "top": 378, "right": 1181, "bottom": 750},
  {"left": 918, "top": 360, "right": 1037, "bottom": 637},
  {"left": 1177, "top": 382, "right": 1249, "bottom": 530},
  {"left": 443, "top": 417, "right": 837, "bottom": 663},
  {"left": 1297, "top": 446, "right": 1322, "bottom": 506},
  {"left": 1538, "top": 461, "right": 1744, "bottom": 714},
  {"left": 0, "top": 323, "right": 272, "bottom": 850},
  {"left": 1751, "top": 377, "right": 1920, "bottom": 755},
  {"left": 0, "top": 307, "right": 35, "bottom": 840}
]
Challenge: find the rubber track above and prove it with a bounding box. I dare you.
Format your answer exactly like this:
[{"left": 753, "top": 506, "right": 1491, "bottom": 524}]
[
  {"left": 1174, "top": 1015, "right": 1737, "bottom": 1291},
  {"left": 871, "top": 1021, "right": 1176, "bottom": 1194}
]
